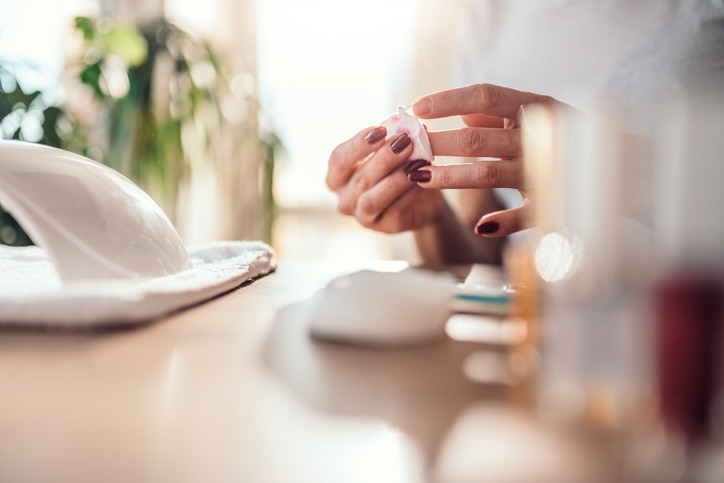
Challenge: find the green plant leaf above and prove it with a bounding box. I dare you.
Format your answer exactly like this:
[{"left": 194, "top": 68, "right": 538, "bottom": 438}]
[
  {"left": 74, "top": 16, "right": 96, "bottom": 42},
  {"left": 101, "top": 25, "right": 148, "bottom": 67},
  {"left": 79, "top": 63, "right": 104, "bottom": 98},
  {"left": 40, "top": 106, "right": 64, "bottom": 148},
  {"left": 0, "top": 95, "right": 10, "bottom": 118}
]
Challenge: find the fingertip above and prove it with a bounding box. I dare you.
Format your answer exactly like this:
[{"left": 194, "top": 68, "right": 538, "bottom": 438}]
[
  {"left": 390, "top": 132, "right": 412, "bottom": 154},
  {"left": 365, "top": 125, "right": 387, "bottom": 144},
  {"left": 475, "top": 221, "right": 500, "bottom": 236},
  {"left": 411, "top": 98, "right": 432, "bottom": 117},
  {"left": 475, "top": 208, "right": 525, "bottom": 238},
  {"left": 403, "top": 159, "right": 431, "bottom": 176},
  {"left": 407, "top": 168, "right": 432, "bottom": 184}
]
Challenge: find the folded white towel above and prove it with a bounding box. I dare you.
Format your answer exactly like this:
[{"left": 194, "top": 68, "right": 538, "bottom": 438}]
[{"left": 0, "top": 241, "right": 275, "bottom": 328}]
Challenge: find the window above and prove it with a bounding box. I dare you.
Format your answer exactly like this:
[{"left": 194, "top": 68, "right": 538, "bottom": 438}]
[{"left": 256, "top": 0, "right": 420, "bottom": 261}]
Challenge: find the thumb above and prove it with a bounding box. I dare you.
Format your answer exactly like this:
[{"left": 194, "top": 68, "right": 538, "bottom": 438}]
[{"left": 474, "top": 199, "right": 532, "bottom": 238}]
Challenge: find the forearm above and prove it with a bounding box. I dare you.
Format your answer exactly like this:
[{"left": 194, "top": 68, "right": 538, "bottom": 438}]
[{"left": 413, "top": 199, "right": 505, "bottom": 266}]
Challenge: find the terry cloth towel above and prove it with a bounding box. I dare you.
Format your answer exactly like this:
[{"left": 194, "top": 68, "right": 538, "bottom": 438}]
[{"left": 0, "top": 241, "right": 275, "bottom": 329}]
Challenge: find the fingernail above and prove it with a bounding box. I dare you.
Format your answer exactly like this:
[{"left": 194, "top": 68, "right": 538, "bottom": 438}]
[
  {"left": 412, "top": 98, "right": 432, "bottom": 116},
  {"left": 408, "top": 169, "right": 431, "bottom": 183},
  {"left": 403, "top": 159, "right": 431, "bottom": 175},
  {"left": 476, "top": 221, "right": 499, "bottom": 235},
  {"left": 390, "top": 133, "right": 411, "bottom": 153},
  {"left": 365, "top": 126, "right": 387, "bottom": 144}
]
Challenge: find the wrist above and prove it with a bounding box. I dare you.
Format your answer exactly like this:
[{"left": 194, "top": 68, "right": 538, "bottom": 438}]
[{"left": 413, "top": 202, "right": 465, "bottom": 266}]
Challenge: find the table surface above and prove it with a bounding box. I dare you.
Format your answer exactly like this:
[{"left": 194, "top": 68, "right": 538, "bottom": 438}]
[{"left": 0, "top": 260, "right": 621, "bottom": 483}]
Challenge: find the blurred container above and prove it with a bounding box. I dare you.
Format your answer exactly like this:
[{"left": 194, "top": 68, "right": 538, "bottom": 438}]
[
  {"left": 514, "top": 101, "right": 656, "bottom": 433},
  {"left": 651, "top": 93, "right": 724, "bottom": 481}
]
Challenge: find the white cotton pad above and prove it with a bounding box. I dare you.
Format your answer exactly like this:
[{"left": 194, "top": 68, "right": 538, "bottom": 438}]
[
  {"left": 381, "top": 105, "right": 434, "bottom": 163},
  {"left": 308, "top": 268, "right": 455, "bottom": 348}
]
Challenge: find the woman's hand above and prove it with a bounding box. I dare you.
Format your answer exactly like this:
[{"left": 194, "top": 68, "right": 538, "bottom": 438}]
[
  {"left": 408, "top": 83, "right": 561, "bottom": 237},
  {"left": 326, "top": 126, "right": 447, "bottom": 234}
]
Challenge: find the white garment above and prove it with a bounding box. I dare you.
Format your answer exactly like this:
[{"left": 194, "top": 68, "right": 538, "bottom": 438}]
[
  {"left": 445, "top": 0, "right": 724, "bottom": 213},
  {"left": 454, "top": 0, "right": 724, "bottom": 134},
  {"left": 0, "top": 241, "right": 276, "bottom": 328}
]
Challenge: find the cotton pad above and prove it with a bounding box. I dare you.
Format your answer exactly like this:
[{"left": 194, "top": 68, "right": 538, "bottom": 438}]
[
  {"left": 381, "top": 105, "right": 434, "bottom": 163},
  {"left": 308, "top": 268, "right": 454, "bottom": 348}
]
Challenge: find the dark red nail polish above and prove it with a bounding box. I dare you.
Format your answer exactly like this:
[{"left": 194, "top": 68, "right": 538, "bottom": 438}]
[
  {"left": 365, "top": 126, "right": 387, "bottom": 144},
  {"left": 476, "top": 221, "right": 499, "bottom": 234},
  {"left": 403, "top": 159, "right": 431, "bottom": 175},
  {"left": 408, "top": 169, "right": 431, "bottom": 183},
  {"left": 390, "top": 133, "right": 411, "bottom": 153}
]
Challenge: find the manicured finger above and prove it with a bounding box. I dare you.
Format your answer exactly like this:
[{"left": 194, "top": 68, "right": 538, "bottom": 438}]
[
  {"left": 336, "top": 137, "right": 417, "bottom": 216},
  {"left": 474, "top": 202, "right": 532, "bottom": 238},
  {"left": 427, "top": 128, "right": 521, "bottom": 158},
  {"left": 345, "top": 132, "right": 414, "bottom": 193},
  {"left": 411, "top": 83, "right": 553, "bottom": 121},
  {"left": 353, "top": 168, "right": 419, "bottom": 227},
  {"left": 408, "top": 160, "right": 522, "bottom": 189},
  {"left": 362, "top": 186, "right": 444, "bottom": 234},
  {"left": 326, "top": 125, "right": 387, "bottom": 191}
]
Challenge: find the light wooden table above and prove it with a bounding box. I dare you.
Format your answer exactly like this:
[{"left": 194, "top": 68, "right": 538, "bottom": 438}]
[{"left": 0, "top": 261, "right": 619, "bottom": 483}]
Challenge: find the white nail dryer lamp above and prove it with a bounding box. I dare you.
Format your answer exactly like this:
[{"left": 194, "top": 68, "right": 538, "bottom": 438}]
[
  {"left": 0, "top": 140, "right": 191, "bottom": 281},
  {"left": 0, "top": 140, "right": 275, "bottom": 328}
]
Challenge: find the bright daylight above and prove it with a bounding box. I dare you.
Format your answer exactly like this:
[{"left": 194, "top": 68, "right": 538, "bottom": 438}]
[{"left": 1, "top": 0, "right": 723, "bottom": 482}]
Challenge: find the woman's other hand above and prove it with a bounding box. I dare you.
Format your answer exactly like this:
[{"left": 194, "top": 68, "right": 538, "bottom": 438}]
[
  {"left": 408, "top": 83, "right": 562, "bottom": 237},
  {"left": 326, "top": 125, "right": 446, "bottom": 234}
]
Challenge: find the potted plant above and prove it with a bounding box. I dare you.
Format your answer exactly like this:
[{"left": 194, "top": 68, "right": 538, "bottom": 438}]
[{"left": 0, "top": 15, "right": 281, "bottom": 246}]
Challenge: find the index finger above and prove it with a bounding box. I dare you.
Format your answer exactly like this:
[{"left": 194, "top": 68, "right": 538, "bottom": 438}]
[
  {"left": 410, "top": 160, "right": 522, "bottom": 190},
  {"left": 410, "top": 83, "right": 554, "bottom": 121},
  {"left": 326, "top": 125, "right": 387, "bottom": 191}
]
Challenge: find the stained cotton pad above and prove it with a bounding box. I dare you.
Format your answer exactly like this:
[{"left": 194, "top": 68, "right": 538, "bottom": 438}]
[{"left": 381, "top": 105, "right": 434, "bottom": 163}]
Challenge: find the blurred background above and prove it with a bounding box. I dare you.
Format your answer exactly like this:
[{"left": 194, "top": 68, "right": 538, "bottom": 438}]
[
  {"left": 2, "top": 2, "right": 723, "bottom": 479},
  {"left": 0, "top": 0, "right": 471, "bottom": 263}
]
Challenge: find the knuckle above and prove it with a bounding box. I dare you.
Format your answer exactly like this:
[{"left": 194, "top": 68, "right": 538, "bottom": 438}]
[
  {"left": 523, "top": 94, "right": 556, "bottom": 111},
  {"left": 337, "top": 197, "right": 354, "bottom": 216},
  {"left": 437, "top": 166, "right": 456, "bottom": 186},
  {"left": 325, "top": 172, "right": 336, "bottom": 191},
  {"left": 373, "top": 212, "right": 400, "bottom": 234},
  {"left": 326, "top": 152, "right": 343, "bottom": 189},
  {"left": 537, "top": 95, "right": 556, "bottom": 107},
  {"left": 357, "top": 212, "right": 375, "bottom": 229},
  {"left": 349, "top": 172, "right": 370, "bottom": 193},
  {"left": 458, "top": 129, "right": 489, "bottom": 155},
  {"left": 475, "top": 83, "right": 500, "bottom": 109},
  {"left": 377, "top": 222, "right": 397, "bottom": 234},
  {"left": 355, "top": 194, "right": 377, "bottom": 220},
  {"left": 356, "top": 196, "right": 374, "bottom": 218},
  {"left": 474, "top": 162, "right": 501, "bottom": 187}
]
